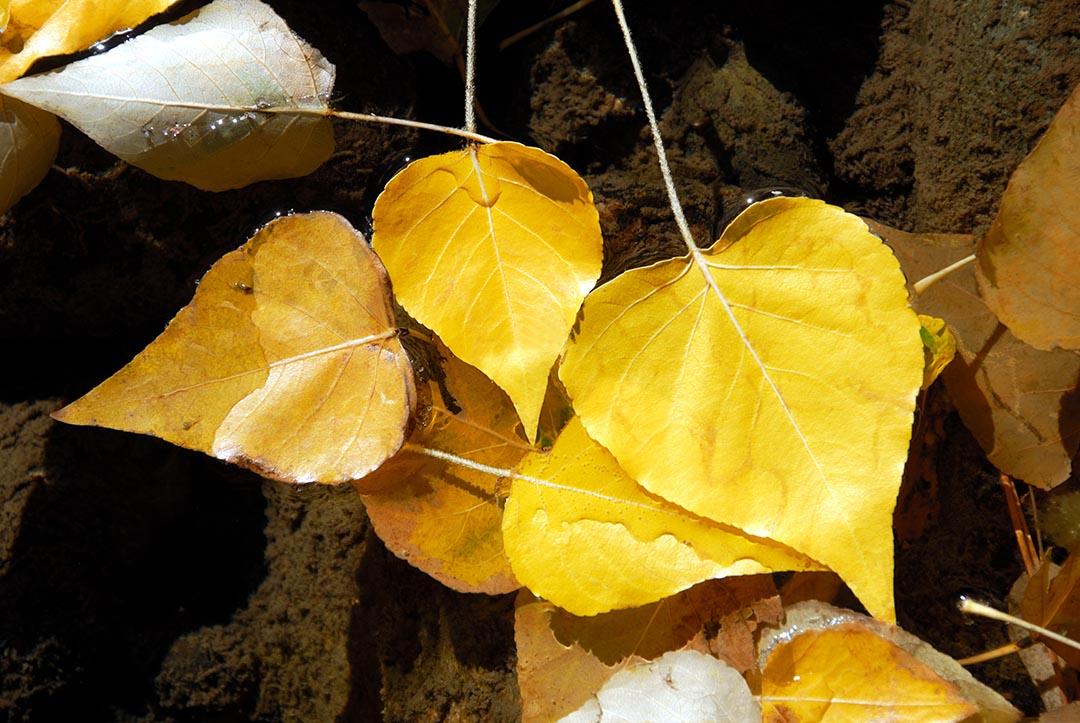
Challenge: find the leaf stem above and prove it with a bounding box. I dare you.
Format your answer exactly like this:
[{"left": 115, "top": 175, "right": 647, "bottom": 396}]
[
  {"left": 959, "top": 597, "right": 1080, "bottom": 654},
  {"left": 609, "top": 0, "right": 698, "bottom": 255},
  {"left": 325, "top": 109, "right": 496, "bottom": 144},
  {"left": 464, "top": 0, "right": 478, "bottom": 133},
  {"left": 911, "top": 253, "right": 976, "bottom": 295}
]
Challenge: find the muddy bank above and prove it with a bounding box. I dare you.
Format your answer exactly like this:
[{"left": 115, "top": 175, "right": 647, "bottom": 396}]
[{"left": 2, "top": 0, "right": 1079, "bottom": 719}]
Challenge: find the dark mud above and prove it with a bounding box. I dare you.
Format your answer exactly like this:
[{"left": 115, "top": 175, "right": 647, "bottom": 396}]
[{"left": 2, "top": 0, "right": 1079, "bottom": 720}]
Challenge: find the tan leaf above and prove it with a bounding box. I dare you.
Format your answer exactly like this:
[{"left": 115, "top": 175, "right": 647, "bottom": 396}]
[{"left": 0, "top": 94, "right": 58, "bottom": 213}]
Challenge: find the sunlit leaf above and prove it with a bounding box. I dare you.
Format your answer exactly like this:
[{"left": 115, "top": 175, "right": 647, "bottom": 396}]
[
  {"left": 1, "top": 0, "right": 334, "bottom": 191},
  {"left": 880, "top": 221, "right": 1080, "bottom": 489},
  {"left": 355, "top": 345, "right": 529, "bottom": 594},
  {"left": 561, "top": 197, "right": 923, "bottom": 621},
  {"left": 976, "top": 82, "right": 1080, "bottom": 351},
  {"left": 0, "top": 0, "right": 181, "bottom": 84},
  {"left": 761, "top": 622, "right": 977, "bottom": 723},
  {"left": 53, "top": 212, "right": 416, "bottom": 484},
  {"left": 515, "top": 579, "right": 779, "bottom": 723},
  {"left": 559, "top": 650, "right": 759, "bottom": 723},
  {"left": 372, "top": 141, "right": 602, "bottom": 443},
  {"left": 918, "top": 314, "right": 955, "bottom": 389},
  {"left": 0, "top": 94, "right": 58, "bottom": 213},
  {"left": 503, "top": 416, "right": 819, "bottom": 616}
]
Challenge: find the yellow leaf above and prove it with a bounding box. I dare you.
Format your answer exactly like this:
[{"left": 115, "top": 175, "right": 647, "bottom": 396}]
[
  {"left": 917, "top": 314, "right": 956, "bottom": 390},
  {"left": 560, "top": 197, "right": 923, "bottom": 621},
  {"left": 503, "top": 416, "right": 819, "bottom": 616},
  {"left": 53, "top": 212, "right": 416, "bottom": 484},
  {"left": 976, "top": 82, "right": 1080, "bottom": 351},
  {"left": 2, "top": 0, "right": 334, "bottom": 191},
  {"left": 356, "top": 345, "right": 528, "bottom": 594},
  {"left": 372, "top": 141, "right": 602, "bottom": 443},
  {"left": 0, "top": 0, "right": 182, "bottom": 84},
  {"left": 761, "top": 623, "right": 977, "bottom": 723},
  {"left": 0, "top": 94, "right": 59, "bottom": 213}
]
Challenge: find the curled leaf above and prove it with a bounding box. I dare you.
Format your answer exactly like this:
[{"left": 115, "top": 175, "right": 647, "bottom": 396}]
[
  {"left": 561, "top": 197, "right": 923, "bottom": 621},
  {"left": 0, "top": 0, "right": 182, "bottom": 83},
  {"left": 0, "top": 94, "right": 59, "bottom": 213},
  {"left": 54, "top": 212, "right": 416, "bottom": 484},
  {"left": 976, "top": 82, "right": 1080, "bottom": 351},
  {"left": 918, "top": 314, "right": 956, "bottom": 389},
  {"left": 503, "top": 416, "right": 818, "bottom": 616},
  {"left": 373, "top": 141, "right": 602, "bottom": 443},
  {"left": 2, "top": 0, "right": 335, "bottom": 190}
]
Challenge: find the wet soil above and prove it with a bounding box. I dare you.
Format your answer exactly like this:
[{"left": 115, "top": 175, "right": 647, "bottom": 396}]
[{"left": 2, "top": 0, "right": 1079, "bottom": 720}]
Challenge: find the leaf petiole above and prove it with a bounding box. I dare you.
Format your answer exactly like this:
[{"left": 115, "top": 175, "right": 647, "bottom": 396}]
[
  {"left": 911, "top": 253, "right": 976, "bottom": 295},
  {"left": 958, "top": 597, "right": 1080, "bottom": 655}
]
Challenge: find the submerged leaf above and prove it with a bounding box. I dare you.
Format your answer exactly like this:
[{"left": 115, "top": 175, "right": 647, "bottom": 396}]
[
  {"left": 0, "top": 0, "right": 181, "bottom": 83},
  {"left": 976, "top": 82, "right": 1080, "bottom": 351},
  {"left": 879, "top": 222, "right": 1080, "bottom": 489},
  {"left": 503, "top": 416, "right": 818, "bottom": 616},
  {"left": 53, "top": 212, "right": 416, "bottom": 484},
  {"left": 561, "top": 197, "right": 923, "bottom": 621},
  {"left": 372, "top": 141, "right": 602, "bottom": 443},
  {"left": 356, "top": 346, "right": 528, "bottom": 594},
  {"left": 2, "top": 0, "right": 334, "bottom": 191},
  {"left": 559, "top": 650, "right": 759, "bottom": 723},
  {"left": 360, "top": 0, "right": 499, "bottom": 66},
  {"left": 0, "top": 94, "right": 59, "bottom": 213}
]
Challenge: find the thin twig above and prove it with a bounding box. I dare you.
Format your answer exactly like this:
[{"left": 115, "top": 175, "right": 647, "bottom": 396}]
[
  {"left": 327, "top": 110, "right": 496, "bottom": 144},
  {"left": 912, "top": 253, "right": 976, "bottom": 295},
  {"left": 1001, "top": 473, "right": 1038, "bottom": 577},
  {"left": 499, "top": 0, "right": 596, "bottom": 50},
  {"left": 959, "top": 597, "right": 1080, "bottom": 655},
  {"left": 464, "top": 0, "right": 478, "bottom": 133}
]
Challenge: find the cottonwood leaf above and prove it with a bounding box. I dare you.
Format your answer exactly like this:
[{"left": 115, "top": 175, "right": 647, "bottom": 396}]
[
  {"left": 1019, "top": 546, "right": 1080, "bottom": 669},
  {"left": 878, "top": 221, "right": 1080, "bottom": 489},
  {"left": 360, "top": 0, "right": 499, "bottom": 66},
  {"left": 761, "top": 622, "right": 977, "bottom": 723},
  {"left": 53, "top": 212, "right": 416, "bottom": 484},
  {"left": 559, "top": 650, "right": 759, "bottom": 723},
  {"left": 918, "top": 314, "right": 956, "bottom": 390},
  {"left": 372, "top": 141, "right": 602, "bottom": 443},
  {"left": 1, "top": 0, "right": 334, "bottom": 191},
  {"left": 515, "top": 579, "right": 779, "bottom": 723},
  {"left": 354, "top": 345, "right": 532, "bottom": 594},
  {"left": 561, "top": 197, "right": 923, "bottom": 622},
  {"left": 0, "top": 94, "right": 59, "bottom": 213},
  {"left": 503, "top": 416, "right": 819, "bottom": 616},
  {"left": 758, "top": 601, "right": 1020, "bottom": 723},
  {"left": 0, "top": 0, "right": 182, "bottom": 83},
  {"left": 976, "top": 82, "right": 1080, "bottom": 351}
]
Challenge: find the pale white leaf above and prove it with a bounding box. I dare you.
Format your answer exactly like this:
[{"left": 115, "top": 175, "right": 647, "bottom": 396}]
[
  {"left": 558, "top": 650, "right": 760, "bottom": 723},
  {"left": 0, "top": 94, "right": 59, "bottom": 213},
  {"left": 1, "top": 0, "right": 335, "bottom": 191}
]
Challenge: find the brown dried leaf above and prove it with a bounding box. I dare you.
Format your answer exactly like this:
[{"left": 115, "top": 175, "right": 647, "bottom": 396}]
[
  {"left": 1020, "top": 546, "right": 1080, "bottom": 670},
  {"left": 976, "top": 83, "right": 1080, "bottom": 351},
  {"left": 874, "top": 221, "right": 1080, "bottom": 489}
]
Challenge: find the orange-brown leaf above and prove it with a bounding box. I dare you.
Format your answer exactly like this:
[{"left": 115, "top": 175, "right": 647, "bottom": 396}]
[
  {"left": 976, "top": 82, "right": 1080, "bottom": 351},
  {"left": 355, "top": 346, "right": 528, "bottom": 594},
  {"left": 878, "top": 221, "right": 1080, "bottom": 489},
  {"left": 53, "top": 212, "right": 415, "bottom": 485},
  {"left": 1019, "top": 546, "right": 1080, "bottom": 669}
]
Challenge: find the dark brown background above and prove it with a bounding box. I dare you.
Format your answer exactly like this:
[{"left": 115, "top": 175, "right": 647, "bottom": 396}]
[{"left": 2, "top": 0, "right": 1079, "bottom": 719}]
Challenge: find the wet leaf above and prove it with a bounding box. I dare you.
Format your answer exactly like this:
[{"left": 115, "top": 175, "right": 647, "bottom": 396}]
[
  {"left": 976, "top": 82, "right": 1080, "bottom": 351},
  {"left": 503, "top": 416, "right": 818, "bottom": 616},
  {"left": 1, "top": 0, "right": 334, "bottom": 191},
  {"left": 758, "top": 601, "right": 1020, "bottom": 723},
  {"left": 0, "top": 0, "right": 181, "bottom": 84},
  {"left": 918, "top": 314, "right": 956, "bottom": 389},
  {"left": 0, "top": 94, "right": 58, "bottom": 213},
  {"left": 355, "top": 345, "right": 529, "bottom": 594},
  {"left": 53, "top": 212, "right": 416, "bottom": 484},
  {"left": 1019, "top": 546, "right": 1080, "bottom": 669},
  {"left": 373, "top": 141, "right": 602, "bottom": 443},
  {"left": 561, "top": 197, "right": 923, "bottom": 621},
  {"left": 515, "top": 579, "right": 779, "bottom": 723},
  {"left": 761, "top": 622, "right": 978, "bottom": 723},
  {"left": 878, "top": 221, "right": 1080, "bottom": 489},
  {"left": 360, "top": 0, "right": 499, "bottom": 66},
  {"left": 559, "top": 650, "right": 759, "bottom": 723}
]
